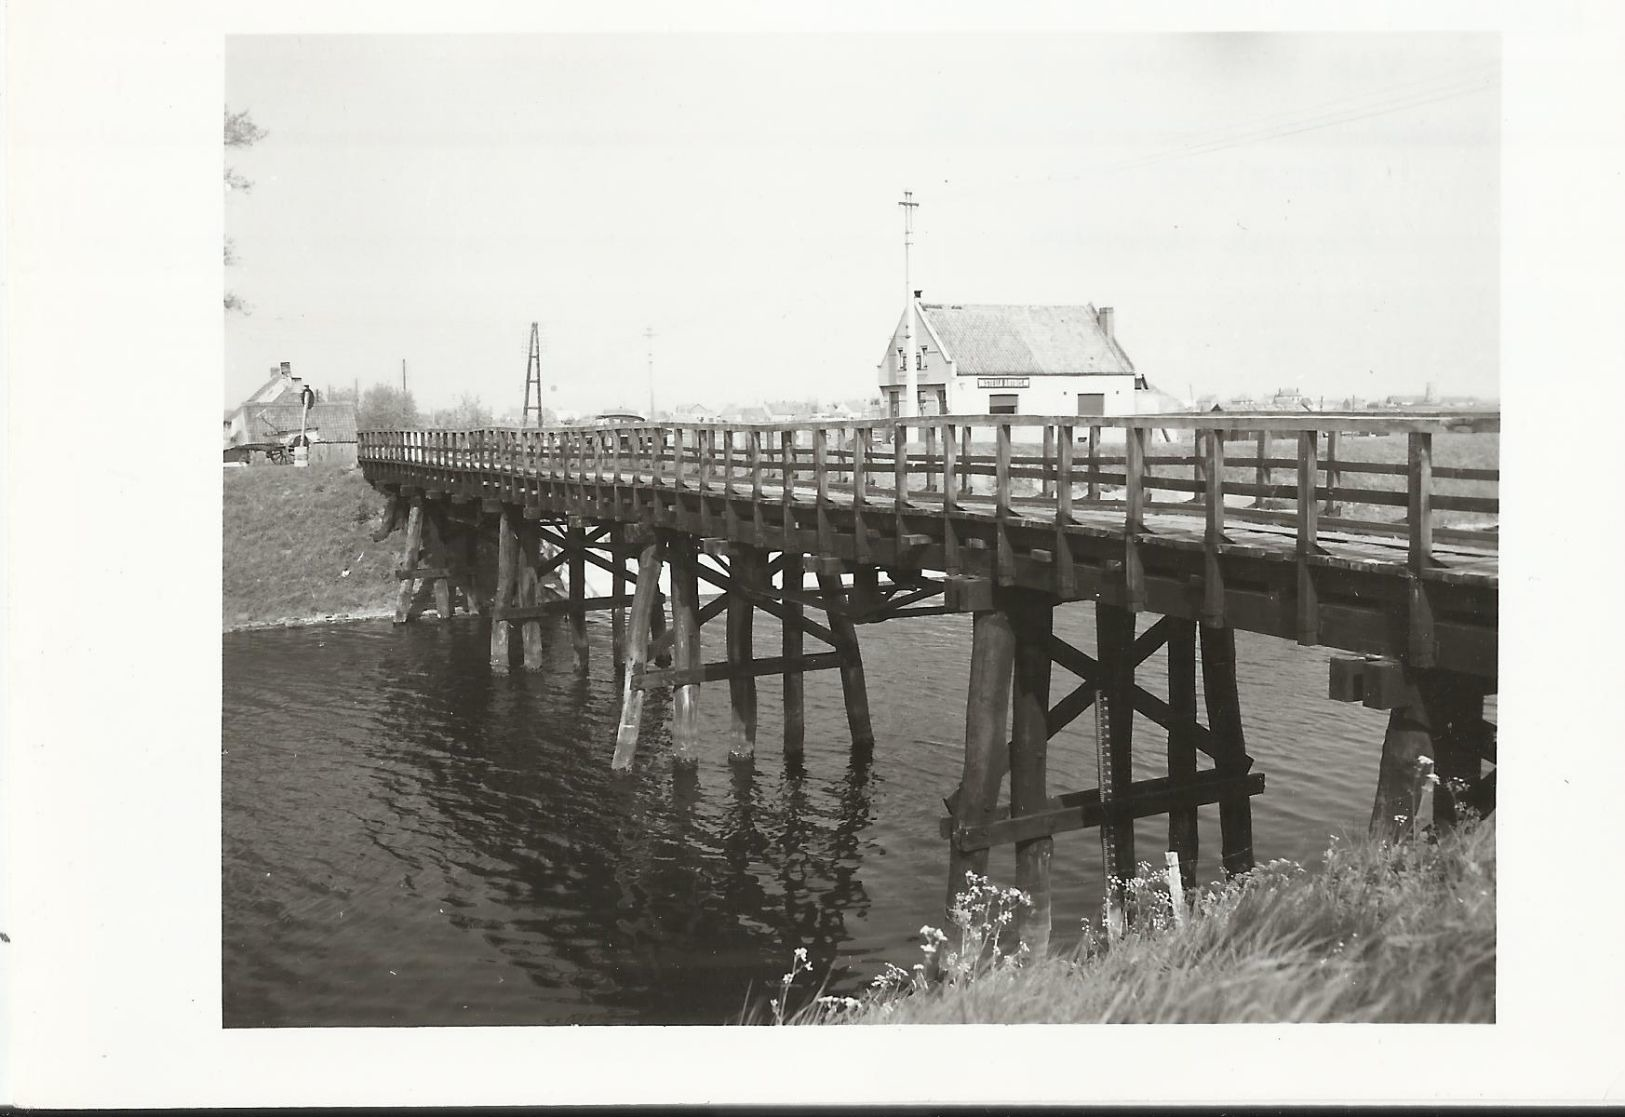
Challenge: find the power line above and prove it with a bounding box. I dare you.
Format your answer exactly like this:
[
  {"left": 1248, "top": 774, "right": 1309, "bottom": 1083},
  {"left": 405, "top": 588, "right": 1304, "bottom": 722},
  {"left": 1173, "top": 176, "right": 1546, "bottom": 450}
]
[{"left": 1099, "top": 78, "right": 1495, "bottom": 175}]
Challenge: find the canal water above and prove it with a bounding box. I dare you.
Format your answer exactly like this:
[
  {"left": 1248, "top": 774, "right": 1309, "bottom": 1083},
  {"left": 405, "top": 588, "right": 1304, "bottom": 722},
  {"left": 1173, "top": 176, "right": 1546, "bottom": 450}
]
[{"left": 224, "top": 606, "right": 1401, "bottom": 1027}]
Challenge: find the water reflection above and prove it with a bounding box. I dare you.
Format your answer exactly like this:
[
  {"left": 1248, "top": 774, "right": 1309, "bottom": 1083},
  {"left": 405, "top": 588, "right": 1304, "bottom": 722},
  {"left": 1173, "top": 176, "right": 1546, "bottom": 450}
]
[
  {"left": 225, "top": 617, "right": 886, "bottom": 1025},
  {"left": 224, "top": 605, "right": 1391, "bottom": 1027}
]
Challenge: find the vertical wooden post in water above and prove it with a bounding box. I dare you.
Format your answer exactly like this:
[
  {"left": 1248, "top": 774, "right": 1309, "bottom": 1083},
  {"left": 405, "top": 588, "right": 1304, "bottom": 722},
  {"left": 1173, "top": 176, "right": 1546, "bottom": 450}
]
[
  {"left": 1200, "top": 622, "right": 1255, "bottom": 874},
  {"left": 817, "top": 571, "right": 875, "bottom": 753},
  {"left": 612, "top": 533, "right": 666, "bottom": 770},
  {"left": 650, "top": 589, "right": 671, "bottom": 668},
  {"left": 421, "top": 506, "right": 454, "bottom": 619},
  {"left": 947, "top": 605, "right": 1015, "bottom": 920},
  {"left": 393, "top": 495, "right": 424, "bottom": 624},
  {"left": 727, "top": 546, "right": 763, "bottom": 763},
  {"left": 669, "top": 533, "right": 703, "bottom": 766},
  {"left": 1095, "top": 602, "right": 1138, "bottom": 879},
  {"left": 782, "top": 552, "right": 806, "bottom": 761},
  {"left": 489, "top": 506, "right": 517, "bottom": 667},
  {"left": 567, "top": 519, "right": 589, "bottom": 672},
  {"left": 517, "top": 522, "right": 545, "bottom": 670},
  {"left": 1166, "top": 618, "right": 1200, "bottom": 890},
  {"left": 1007, "top": 588, "right": 1054, "bottom": 958},
  {"left": 610, "top": 524, "right": 627, "bottom": 670}
]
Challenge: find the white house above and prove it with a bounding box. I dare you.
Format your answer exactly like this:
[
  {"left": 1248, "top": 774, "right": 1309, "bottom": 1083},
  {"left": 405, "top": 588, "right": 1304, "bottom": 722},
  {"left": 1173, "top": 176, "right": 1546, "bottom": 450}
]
[{"left": 877, "top": 298, "right": 1154, "bottom": 418}]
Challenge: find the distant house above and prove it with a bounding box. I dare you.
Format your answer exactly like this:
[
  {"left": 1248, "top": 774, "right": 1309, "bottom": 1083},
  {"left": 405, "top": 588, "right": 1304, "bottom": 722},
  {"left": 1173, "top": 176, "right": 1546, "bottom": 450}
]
[
  {"left": 878, "top": 298, "right": 1157, "bottom": 419},
  {"left": 224, "top": 367, "right": 359, "bottom": 467}
]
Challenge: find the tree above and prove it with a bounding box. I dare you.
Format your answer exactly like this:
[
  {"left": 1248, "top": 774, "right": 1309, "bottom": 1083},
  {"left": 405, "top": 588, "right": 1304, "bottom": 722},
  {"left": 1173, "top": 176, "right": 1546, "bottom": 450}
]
[
  {"left": 428, "top": 393, "right": 494, "bottom": 430},
  {"left": 358, "top": 384, "right": 421, "bottom": 431},
  {"left": 224, "top": 107, "right": 267, "bottom": 314}
]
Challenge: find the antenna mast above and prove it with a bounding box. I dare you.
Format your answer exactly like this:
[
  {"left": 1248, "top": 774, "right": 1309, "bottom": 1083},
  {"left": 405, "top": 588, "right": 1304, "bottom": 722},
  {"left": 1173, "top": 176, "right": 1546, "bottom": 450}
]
[
  {"left": 899, "top": 190, "right": 919, "bottom": 420},
  {"left": 522, "top": 322, "right": 544, "bottom": 429}
]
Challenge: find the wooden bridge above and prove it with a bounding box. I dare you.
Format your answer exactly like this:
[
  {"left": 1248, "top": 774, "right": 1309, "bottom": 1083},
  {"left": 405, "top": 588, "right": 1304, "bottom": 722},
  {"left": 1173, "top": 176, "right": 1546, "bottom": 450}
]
[{"left": 359, "top": 411, "right": 1498, "bottom": 954}]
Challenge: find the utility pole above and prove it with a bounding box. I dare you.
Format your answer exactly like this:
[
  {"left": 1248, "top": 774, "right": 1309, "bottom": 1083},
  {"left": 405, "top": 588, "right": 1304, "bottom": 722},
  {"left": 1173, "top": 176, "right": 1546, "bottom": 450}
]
[
  {"left": 899, "top": 190, "right": 920, "bottom": 422},
  {"left": 645, "top": 326, "right": 656, "bottom": 420},
  {"left": 401, "top": 358, "right": 407, "bottom": 394},
  {"left": 522, "top": 322, "right": 545, "bottom": 429}
]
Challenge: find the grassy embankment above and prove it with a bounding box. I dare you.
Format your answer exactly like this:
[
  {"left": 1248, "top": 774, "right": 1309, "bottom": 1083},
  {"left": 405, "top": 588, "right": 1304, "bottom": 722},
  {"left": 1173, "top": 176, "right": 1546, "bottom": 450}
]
[
  {"left": 223, "top": 465, "right": 399, "bottom": 630},
  {"left": 782, "top": 820, "right": 1494, "bottom": 1025}
]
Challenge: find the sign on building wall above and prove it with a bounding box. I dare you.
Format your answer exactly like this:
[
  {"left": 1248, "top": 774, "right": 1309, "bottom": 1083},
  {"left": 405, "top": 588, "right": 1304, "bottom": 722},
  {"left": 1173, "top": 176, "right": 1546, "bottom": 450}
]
[{"left": 976, "top": 376, "right": 1030, "bottom": 389}]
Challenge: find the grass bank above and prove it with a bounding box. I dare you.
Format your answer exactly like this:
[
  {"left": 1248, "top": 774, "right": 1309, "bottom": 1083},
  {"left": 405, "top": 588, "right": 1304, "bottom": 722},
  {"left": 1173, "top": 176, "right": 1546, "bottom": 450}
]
[
  {"left": 223, "top": 465, "right": 398, "bottom": 630},
  {"left": 786, "top": 821, "right": 1494, "bottom": 1025}
]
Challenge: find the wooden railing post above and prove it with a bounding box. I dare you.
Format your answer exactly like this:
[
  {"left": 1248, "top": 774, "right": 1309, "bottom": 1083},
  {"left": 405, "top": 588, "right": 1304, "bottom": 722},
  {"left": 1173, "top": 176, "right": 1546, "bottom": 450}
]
[
  {"left": 1323, "top": 430, "right": 1341, "bottom": 516},
  {"left": 853, "top": 423, "right": 870, "bottom": 564},
  {"left": 995, "top": 420, "right": 1014, "bottom": 585},
  {"left": 1203, "top": 427, "right": 1226, "bottom": 627},
  {"left": 749, "top": 427, "right": 765, "bottom": 541},
  {"left": 1055, "top": 423, "right": 1075, "bottom": 597},
  {"left": 780, "top": 428, "right": 796, "bottom": 553},
  {"left": 1407, "top": 431, "right": 1435, "bottom": 667},
  {"left": 1253, "top": 430, "right": 1270, "bottom": 507},
  {"left": 1296, "top": 429, "right": 1320, "bottom": 646},
  {"left": 813, "top": 425, "right": 832, "bottom": 557},
  {"left": 1124, "top": 425, "right": 1146, "bottom": 611},
  {"left": 1087, "top": 425, "right": 1102, "bottom": 502}
]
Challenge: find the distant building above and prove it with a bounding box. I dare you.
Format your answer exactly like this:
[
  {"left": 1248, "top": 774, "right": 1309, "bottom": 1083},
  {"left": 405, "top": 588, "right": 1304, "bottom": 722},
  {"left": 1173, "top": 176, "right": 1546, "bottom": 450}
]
[
  {"left": 877, "top": 299, "right": 1155, "bottom": 418},
  {"left": 224, "top": 366, "right": 359, "bottom": 467}
]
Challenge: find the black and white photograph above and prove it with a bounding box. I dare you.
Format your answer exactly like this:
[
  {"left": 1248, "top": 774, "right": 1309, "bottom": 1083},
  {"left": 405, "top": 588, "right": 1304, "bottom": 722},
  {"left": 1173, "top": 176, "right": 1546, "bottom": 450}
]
[
  {"left": 8, "top": 2, "right": 1625, "bottom": 1108},
  {"left": 221, "top": 29, "right": 1502, "bottom": 1030}
]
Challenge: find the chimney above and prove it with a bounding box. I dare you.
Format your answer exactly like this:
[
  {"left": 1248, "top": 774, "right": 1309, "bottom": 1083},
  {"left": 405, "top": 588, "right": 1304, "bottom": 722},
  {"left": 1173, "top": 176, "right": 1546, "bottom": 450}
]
[
  {"left": 1097, "top": 306, "right": 1115, "bottom": 342},
  {"left": 914, "top": 289, "right": 923, "bottom": 299}
]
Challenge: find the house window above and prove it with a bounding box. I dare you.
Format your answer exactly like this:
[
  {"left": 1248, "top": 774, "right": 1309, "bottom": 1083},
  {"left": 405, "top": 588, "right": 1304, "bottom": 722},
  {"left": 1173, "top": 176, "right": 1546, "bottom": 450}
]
[
  {"left": 1077, "top": 392, "right": 1105, "bottom": 417},
  {"left": 989, "top": 393, "right": 1019, "bottom": 415}
]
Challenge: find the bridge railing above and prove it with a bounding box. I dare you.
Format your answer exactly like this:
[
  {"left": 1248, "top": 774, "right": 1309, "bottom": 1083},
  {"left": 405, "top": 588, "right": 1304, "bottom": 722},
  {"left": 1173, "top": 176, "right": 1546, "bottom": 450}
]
[{"left": 359, "top": 411, "right": 1499, "bottom": 565}]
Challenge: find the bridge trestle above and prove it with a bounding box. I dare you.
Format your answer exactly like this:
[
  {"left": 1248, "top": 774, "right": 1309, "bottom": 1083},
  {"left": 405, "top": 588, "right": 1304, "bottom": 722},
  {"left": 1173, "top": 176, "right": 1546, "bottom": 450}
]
[{"left": 940, "top": 583, "right": 1264, "bottom": 957}]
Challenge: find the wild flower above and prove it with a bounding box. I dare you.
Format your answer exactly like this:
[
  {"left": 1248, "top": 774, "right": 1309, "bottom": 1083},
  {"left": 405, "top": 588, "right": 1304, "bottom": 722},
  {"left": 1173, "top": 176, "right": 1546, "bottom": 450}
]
[{"left": 769, "top": 946, "right": 814, "bottom": 1025}]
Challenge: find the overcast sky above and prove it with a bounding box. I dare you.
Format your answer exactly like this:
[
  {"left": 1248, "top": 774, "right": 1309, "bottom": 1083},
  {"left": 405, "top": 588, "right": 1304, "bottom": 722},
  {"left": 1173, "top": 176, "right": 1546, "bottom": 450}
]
[{"left": 224, "top": 33, "right": 1499, "bottom": 415}]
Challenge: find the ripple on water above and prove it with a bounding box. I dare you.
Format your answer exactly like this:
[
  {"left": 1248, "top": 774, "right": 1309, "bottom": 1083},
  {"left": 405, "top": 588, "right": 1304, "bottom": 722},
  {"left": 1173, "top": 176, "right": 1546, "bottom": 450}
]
[{"left": 225, "top": 609, "right": 1406, "bottom": 1025}]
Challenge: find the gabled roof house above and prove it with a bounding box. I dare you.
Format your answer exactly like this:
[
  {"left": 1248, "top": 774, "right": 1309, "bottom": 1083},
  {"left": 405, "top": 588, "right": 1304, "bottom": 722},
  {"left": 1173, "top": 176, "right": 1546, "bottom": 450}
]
[{"left": 878, "top": 297, "right": 1159, "bottom": 419}]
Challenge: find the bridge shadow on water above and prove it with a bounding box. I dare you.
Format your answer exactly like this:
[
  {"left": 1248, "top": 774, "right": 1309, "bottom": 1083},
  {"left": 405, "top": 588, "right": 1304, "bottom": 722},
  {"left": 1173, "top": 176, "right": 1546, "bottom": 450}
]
[{"left": 224, "top": 615, "right": 882, "bottom": 1026}]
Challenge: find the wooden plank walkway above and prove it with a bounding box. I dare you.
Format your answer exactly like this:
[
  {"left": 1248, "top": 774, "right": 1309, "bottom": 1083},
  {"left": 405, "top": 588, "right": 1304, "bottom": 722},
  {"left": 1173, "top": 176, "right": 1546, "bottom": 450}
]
[{"left": 359, "top": 411, "right": 1498, "bottom": 678}]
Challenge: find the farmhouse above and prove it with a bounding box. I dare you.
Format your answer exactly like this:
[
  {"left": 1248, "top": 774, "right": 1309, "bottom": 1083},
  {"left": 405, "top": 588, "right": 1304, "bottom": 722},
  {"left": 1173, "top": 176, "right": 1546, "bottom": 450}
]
[
  {"left": 224, "top": 366, "right": 359, "bottom": 467},
  {"left": 877, "top": 297, "right": 1158, "bottom": 419}
]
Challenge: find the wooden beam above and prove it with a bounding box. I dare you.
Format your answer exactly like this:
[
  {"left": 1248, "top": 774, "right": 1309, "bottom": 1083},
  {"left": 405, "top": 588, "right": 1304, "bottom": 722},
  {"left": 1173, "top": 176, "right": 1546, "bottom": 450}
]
[
  {"left": 727, "top": 546, "right": 764, "bottom": 761},
  {"left": 612, "top": 535, "right": 666, "bottom": 769},
  {"left": 610, "top": 525, "right": 627, "bottom": 670},
  {"left": 946, "top": 605, "right": 1015, "bottom": 921},
  {"left": 1096, "top": 602, "right": 1138, "bottom": 879},
  {"left": 819, "top": 571, "right": 875, "bottom": 753},
  {"left": 1296, "top": 429, "right": 1321, "bottom": 646},
  {"left": 782, "top": 551, "right": 806, "bottom": 761},
  {"left": 392, "top": 495, "right": 424, "bottom": 625},
  {"left": 1008, "top": 588, "right": 1054, "bottom": 957},
  {"left": 489, "top": 506, "right": 517, "bottom": 666},
  {"left": 669, "top": 533, "right": 703, "bottom": 766},
  {"left": 1166, "top": 618, "right": 1200, "bottom": 890},
  {"left": 517, "top": 521, "right": 546, "bottom": 669},
  {"left": 948, "top": 770, "right": 1267, "bottom": 852},
  {"left": 1203, "top": 431, "right": 1226, "bottom": 626},
  {"left": 690, "top": 560, "right": 839, "bottom": 647},
  {"left": 1200, "top": 622, "right": 1255, "bottom": 875},
  {"left": 634, "top": 651, "right": 845, "bottom": 690}
]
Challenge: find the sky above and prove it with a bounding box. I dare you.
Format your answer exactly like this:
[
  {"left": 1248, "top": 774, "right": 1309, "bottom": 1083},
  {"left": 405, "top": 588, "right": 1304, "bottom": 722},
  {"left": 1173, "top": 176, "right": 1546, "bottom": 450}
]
[{"left": 224, "top": 33, "right": 1500, "bottom": 416}]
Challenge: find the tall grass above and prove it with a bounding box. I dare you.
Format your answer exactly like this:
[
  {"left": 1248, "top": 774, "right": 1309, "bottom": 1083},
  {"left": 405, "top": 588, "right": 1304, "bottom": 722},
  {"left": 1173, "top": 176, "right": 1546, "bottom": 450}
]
[{"left": 776, "top": 820, "right": 1494, "bottom": 1025}]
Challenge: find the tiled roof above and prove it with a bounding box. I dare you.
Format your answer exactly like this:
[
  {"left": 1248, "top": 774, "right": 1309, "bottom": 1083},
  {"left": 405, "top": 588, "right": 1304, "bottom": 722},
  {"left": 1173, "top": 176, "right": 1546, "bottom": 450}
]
[
  {"left": 920, "top": 303, "right": 1134, "bottom": 376},
  {"left": 242, "top": 401, "right": 358, "bottom": 443}
]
